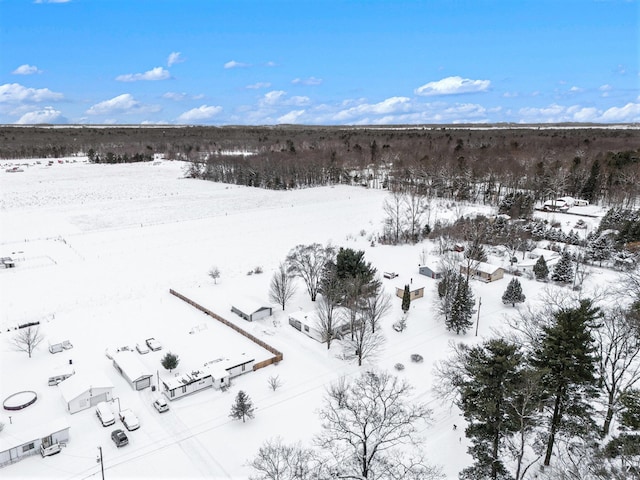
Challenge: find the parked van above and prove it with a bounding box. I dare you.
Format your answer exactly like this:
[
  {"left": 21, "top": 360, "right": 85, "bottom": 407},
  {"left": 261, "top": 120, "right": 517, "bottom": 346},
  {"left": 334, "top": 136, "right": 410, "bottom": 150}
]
[
  {"left": 96, "top": 402, "right": 115, "bottom": 427},
  {"left": 48, "top": 367, "right": 75, "bottom": 386}
]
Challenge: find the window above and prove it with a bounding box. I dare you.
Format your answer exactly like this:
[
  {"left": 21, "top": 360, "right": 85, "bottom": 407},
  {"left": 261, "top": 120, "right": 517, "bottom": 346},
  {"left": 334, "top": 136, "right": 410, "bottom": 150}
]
[
  {"left": 242, "top": 364, "right": 246, "bottom": 372},
  {"left": 170, "top": 390, "right": 175, "bottom": 398},
  {"left": 181, "top": 386, "right": 187, "bottom": 394},
  {"left": 304, "top": 325, "right": 310, "bottom": 332},
  {"left": 22, "top": 443, "right": 35, "bottom": 453}
]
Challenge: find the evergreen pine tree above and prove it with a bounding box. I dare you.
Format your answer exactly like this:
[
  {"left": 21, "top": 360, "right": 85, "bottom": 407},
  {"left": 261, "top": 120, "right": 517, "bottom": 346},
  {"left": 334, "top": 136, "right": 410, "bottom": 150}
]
[
  {"left": 501, "top": 278, "right": 526, "bottom": 307},
  {"left": 401, "top": 284, "right": 411, "bottom": 312},
  {"left": 230, "top": 390, "right": 255, "bottom": 423},
  {"left": 446, "top": 277, "right": 475, "bottom": 334},
  {"left": 551, "top": 249, "right": 574, "bottom": 283},
  {"left": 586, "top": 235, "right": 612, "bottom": 266},
  {"left": 530, "top": 299, "right": 600, "bottom": 466},
  {"left": 160, "top": 352, "right": 179, "bottom": 372},
  {"left": 533, "top": 255, "right": 549, "bottom": 281},
  {"left": 453, "top": 339, "right": 526, "bottom": 480}
]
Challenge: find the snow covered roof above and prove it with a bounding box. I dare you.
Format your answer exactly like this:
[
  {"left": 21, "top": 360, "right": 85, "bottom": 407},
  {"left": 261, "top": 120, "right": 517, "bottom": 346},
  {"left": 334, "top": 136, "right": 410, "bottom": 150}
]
[
  {"left": 57, "top": 372, "right": 113, "bottom": 403},
  {"left": 419, "top": 261, "right": 442, "bottom": 272},
  {"left": 395, "top": 279, "right": 425, "bottom": 291},
  {"left": 0, "top": 417, "right": 70, "bottom": 452},
  {"left": 230, "top": 297, "right": 271, "bottom": 316},
  {"left": 113, "top": 351, "right": 153, "bottom": 382},
  {"left": 529, "top": 248, "right": 560, "bottom": 259},
  {"left": 465, "top": 261, "right": 503, "bottom": 275}
]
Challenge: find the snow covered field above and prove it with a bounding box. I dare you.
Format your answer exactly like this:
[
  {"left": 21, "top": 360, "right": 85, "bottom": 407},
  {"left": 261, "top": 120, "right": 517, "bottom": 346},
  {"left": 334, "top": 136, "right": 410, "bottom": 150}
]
[{"left": 0, "top": 159, "right": 617, "bottom": 479}]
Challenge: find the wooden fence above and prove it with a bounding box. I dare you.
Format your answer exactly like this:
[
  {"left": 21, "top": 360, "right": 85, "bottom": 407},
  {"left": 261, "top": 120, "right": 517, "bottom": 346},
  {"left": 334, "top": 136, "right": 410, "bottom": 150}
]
[{"left": 169, "top": 289, "right": 283, "bottom": 370}]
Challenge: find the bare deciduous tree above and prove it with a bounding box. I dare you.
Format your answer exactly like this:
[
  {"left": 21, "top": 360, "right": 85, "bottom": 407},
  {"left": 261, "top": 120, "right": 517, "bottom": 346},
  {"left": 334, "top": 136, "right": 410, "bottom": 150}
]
[
  {"left": 596, "top": 305, "right": 640, "bottom": 436},
  {"left": 267, "top": 375, "right": 282, "bottom": 392},
  {"left": 316, "top": 370, "right": 439, "bottom": 480},
  {"left": 361, "top": 286, "right": 391, "bottom": 334},
  {"left": 382, "top": 190, "right": 406, "bottom": 244},
  {"left": 12, "top": 326, "right": 44, "bottom": 358},
  {"left": 208, "top": 265, "right": 221, "bottom": 284},
  {"left": 249, "top": 437, "right": 317, "bottom": 480},
  {"left": 286, "top": 244, "right": 334, "bottom": 301},
  {"left": 269, "top": 263, "right": 296, "bottom": 310},
  {"left": 342, "top": 317, "right": 385, "bottom": 366}
]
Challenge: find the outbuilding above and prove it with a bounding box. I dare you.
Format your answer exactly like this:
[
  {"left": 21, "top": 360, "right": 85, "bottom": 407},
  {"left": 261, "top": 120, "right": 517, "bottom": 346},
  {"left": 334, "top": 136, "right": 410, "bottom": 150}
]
[
  {"left": 0, "top": 418, "right": 70, "bottom": 467},
  {"left": 112, "top": 351, "right": 153, "bottom": 390},
  {"left": 395, "top": 281, "right": 425, "bottom": 301},
  {"left": 57, "top": 373, "right": 114, "bottom": 414},
  {"left": 418, "top": 262, "right": 442, "bottom": 280},
  {"left": 231, "top": 299, "right": 273, "bottom": 322},
  {"left": 460, "top": 262, "right": 505, "bottom": 283}
]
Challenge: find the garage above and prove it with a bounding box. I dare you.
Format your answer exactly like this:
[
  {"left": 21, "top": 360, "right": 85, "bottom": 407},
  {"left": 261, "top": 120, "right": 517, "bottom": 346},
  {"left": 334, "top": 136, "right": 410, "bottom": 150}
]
[
  {"left": 57, "top": 373, "right": 114, "bottom": 414},
  {"left": 112, "top": 351, "right": 154, "bottom": 390}
]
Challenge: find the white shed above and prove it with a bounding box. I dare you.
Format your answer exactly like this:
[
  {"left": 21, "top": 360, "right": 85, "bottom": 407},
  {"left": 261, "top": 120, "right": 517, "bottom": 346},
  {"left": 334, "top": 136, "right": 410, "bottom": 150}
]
[
  {"left": 231, "top": 298, "right": 273, "bottom": 322},
  {"left": 0, "top": 418, "right": 70, "bottom": 467},
  {"left": 57, "top": 373, "right": 114, "bottom": 414},
  {"left": 288, "top": 308, "right": 350, "bottom": 343},
  {"left": 112, "top": 351, "right": 153, "bottom": 390}
]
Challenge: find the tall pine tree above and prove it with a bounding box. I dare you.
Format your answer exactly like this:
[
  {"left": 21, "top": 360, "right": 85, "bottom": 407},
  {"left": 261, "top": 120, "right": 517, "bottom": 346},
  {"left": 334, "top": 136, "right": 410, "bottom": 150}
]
[
  {"left": 230, "top": 390, "right": 255, "bottom": 423},
  {"left": 502, "top": 278, "right": 526, "bottom": 307},
  {"left": 533, "top": 255, "right": 549, "bottom": 281},
  {"left": 531, "top": 299, "right": 601, "bottom": 466},
  {"left": 446, "top": 276, "right": 475, "bottom": 335},
  {"left": 401, "top": 284, "right": 411, "bottom": 312},
  {"left": 551, "top": 249, "right": 574, "bottom": 284},
  {"left": 452, "top": 339, "right": 525, "bottom": 480}
]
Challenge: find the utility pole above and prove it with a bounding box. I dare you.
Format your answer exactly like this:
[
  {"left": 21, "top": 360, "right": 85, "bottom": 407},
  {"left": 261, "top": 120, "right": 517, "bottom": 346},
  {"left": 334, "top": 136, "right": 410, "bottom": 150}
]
[
  {"left": 97, "top": 446, "right": 105, "bottom": 480},
  {"left": 475, "top": 297, "right": 482, "bottom": 337}
]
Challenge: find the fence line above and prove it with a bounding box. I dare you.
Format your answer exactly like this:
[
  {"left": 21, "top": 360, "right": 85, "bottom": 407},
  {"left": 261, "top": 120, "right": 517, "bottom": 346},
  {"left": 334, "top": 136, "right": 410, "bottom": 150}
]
[{"left": 169, "top": 289, "right": 283, "bottom": 370}]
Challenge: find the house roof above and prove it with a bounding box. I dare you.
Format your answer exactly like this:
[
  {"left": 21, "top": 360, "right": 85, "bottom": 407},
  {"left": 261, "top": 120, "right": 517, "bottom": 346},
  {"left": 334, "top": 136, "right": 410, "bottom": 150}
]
[
  {"left": 419, "top": 261, "right": 442, "bottom": 273},
  {"left": 58, "top": 372, "right": 113, "bottom": 403},
  {"left": 395, "top": 279, "right": 425, "bottom": 291},
  {"left": 0, "top": 417, "right": 70, "bottom": 452},
  {"left": 464, "top": 261, "right": 504, "bottom": 275},
  {"left": 113, "top": 351, "right": 153, "bottom": 382},
  {"left": 530, "top": 248, "right": 560, "bottom": 258},
  {"left": 231, "top": 298, "right": 272, "bottom": 316},
  {"left": 289, "top": 307, "right": 350, "bottom": 327}
]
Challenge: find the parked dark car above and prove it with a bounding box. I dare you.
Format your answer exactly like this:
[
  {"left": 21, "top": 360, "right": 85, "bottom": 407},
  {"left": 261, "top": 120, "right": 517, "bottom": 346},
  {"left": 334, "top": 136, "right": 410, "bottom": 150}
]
[{"left": 111, "top": 429, "right": 128, "bottom": 447}]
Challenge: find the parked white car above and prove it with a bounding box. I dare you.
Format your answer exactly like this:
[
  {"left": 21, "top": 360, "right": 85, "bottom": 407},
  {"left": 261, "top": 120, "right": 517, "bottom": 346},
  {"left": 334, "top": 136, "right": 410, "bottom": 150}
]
[
  {"left": 119, "top": 409, "right": 140, "bottom": 431},
  {"left": 96, "top": 402, "right": 115, "bottom": 427},
  {"left": 153, "top": 397, "right": 169, "bottom": 413},
  {"left": 135, "top": 342, "right": 149, "bottom": 354}
]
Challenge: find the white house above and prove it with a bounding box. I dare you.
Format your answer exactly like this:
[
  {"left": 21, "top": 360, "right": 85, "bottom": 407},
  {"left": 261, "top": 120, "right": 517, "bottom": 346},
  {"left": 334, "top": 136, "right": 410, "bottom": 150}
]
[
  {"left": 395, "top": 280, "right": 426, "bottom": 300},
  {"left": 231, "top": 298, "right": 273, "bottom": 322},
  {"left": 0, "top": 418, "right": 70, "bottom": 467},
  {"left": 517, "top": 248, "right": 561, "bottom": 272},
  {"left": 460, "top": 262, "right": 505, "bottom": 282},
  {"left": 288, "top": 308, "right": 350, "bottom": 343},
  {"left": 112, "top": 351, "right": 153, "bottom": 390},
  {"left": 57, "top": 373, "right": 114, "bottom": 414},
  {"left": 543, "top": 199, "right": 570, "bottom": 211}
]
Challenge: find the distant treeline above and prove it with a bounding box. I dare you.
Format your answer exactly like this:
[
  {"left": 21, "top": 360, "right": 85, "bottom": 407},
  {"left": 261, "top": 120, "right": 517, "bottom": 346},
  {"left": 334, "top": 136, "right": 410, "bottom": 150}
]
[
  {"left": 1, "top": 125, "right": 639, "bottom": 205},
  {"left": 87, "top": 149, "right": 152, "bottom": 164}
]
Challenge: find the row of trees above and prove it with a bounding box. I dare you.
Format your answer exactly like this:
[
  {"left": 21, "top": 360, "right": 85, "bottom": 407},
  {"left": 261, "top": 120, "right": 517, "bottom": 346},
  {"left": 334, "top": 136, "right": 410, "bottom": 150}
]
[{"left": 436, "top": 279, "right": 640, "bottom": 479}]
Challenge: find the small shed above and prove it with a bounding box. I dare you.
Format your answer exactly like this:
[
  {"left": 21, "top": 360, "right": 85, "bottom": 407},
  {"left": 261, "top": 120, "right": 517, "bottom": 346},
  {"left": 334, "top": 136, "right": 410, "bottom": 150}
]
[
  {"left": 231, "top": 299, "right": 273, "bottom": 322},
  {"left": 57, "top": 373, "right": 114, "bottom": 414},
  {"left": 395, "top": 281, "right": 425, "bottom": 300},
  {"left": 0, "top": 257, "right": 15, "bottom": 269},
  {"left": 418, "top": 262, "right": 442, "bottom": 279},
  {"left": 0, "top": 418, "right": 70, "bottom": 467},
  {"left": 460, "top": 262, "right": 505, "bottom": 283},
  {"left": 112, "top": 351, "right": 153, "bottom": 390}
]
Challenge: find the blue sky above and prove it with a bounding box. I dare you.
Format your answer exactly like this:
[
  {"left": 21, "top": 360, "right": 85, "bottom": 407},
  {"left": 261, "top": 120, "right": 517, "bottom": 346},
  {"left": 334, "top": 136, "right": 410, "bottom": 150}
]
[{"left": 0, "top": 0, "right": 638, "bottom": 125}]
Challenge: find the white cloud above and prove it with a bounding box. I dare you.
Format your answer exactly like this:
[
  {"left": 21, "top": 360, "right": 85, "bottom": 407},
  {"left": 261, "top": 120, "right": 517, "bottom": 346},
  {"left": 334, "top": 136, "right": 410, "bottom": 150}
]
[
  {"left": 517, "top": 102, "right": 640, "bottom": 123},
  {"left": 224, "top": 60, "right": 249, "bottom": 69},
  {"left": 278, "top": 110, "right": 305, "bottom": 124},
  {"left": 177, "top": 105, "right": 223, "bottom": 123},
  {"left": 265, "top": 61, "right": 277, "bottom": 67},
  {"left": 333, "top": 97, "right": 411, "bottom": 121},
  {"left": 116, "top": 67, "right": 170, "bottom": 82},
  {"left": 291, "top": 77, "right": 323, "bottom": 86},
  {"left": 167, "top": 52, "right": 184, "bottom": 67},
  {"left": 246, "top": 82, "right": 272, "bottom": 90},
  {"left": 0, "top": 83, "right": 63, "bottom": 103},
  {"left": 415, "top": 76, "right": 490, "bottom": 96},
  {"left": 600, "top": 103, "right": 640, "bottom": 122},
  {"left": 569, "top": 86, "right": 584, "bottom": 92},
  {"left": 503, "top": 92, "right": 519, "bottom": 98},
  {"left": 86, "top": 94, "right": 160, "bottom": 115},
  {"left": 599, "top": 84, "right": 612, "bottom": 91},
  {"left": 16, "top": 106, "right": 66, "bottom": 124},
  {"left": 260, "top": 90, "right": 310, "bottom": 107},
  {"left": 12, "top": 64, "right": 42, "bottom": 75},
  {"left": 162, "top": 92, "right": 187, "bottom": 101}
]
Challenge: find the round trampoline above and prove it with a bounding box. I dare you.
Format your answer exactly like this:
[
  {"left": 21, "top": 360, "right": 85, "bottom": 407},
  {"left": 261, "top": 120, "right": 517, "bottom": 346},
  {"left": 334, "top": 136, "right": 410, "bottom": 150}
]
[{"left": 3, "top": 391, "right": 37, "bottom": 411}]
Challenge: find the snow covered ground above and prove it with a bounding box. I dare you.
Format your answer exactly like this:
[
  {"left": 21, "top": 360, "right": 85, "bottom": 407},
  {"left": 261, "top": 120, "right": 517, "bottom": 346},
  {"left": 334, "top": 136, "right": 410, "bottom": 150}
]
[{"left": 0, "top": 158, "right": 619, "bottom": 479}]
